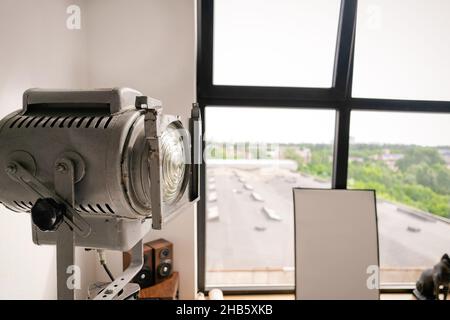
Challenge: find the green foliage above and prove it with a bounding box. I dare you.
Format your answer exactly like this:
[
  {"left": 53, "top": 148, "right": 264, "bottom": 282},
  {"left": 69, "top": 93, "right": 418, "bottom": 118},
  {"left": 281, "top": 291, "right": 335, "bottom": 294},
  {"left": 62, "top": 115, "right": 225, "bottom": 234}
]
[
  {"left": 284, "top": 145, "right": 333, "bottom": 179},
  {"left": 397, "top": 147, "right": 444, "bottom": 171},
  {"left": 285, "top": 144, "right": 450, "bottom": 218},
  {"left": 349, "top": 146, "right": 450, "bottom": 218}
]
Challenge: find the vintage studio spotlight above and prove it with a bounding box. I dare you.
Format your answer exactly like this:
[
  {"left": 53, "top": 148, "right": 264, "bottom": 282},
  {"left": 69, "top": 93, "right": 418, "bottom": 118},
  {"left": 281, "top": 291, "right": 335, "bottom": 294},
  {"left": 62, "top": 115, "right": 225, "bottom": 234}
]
[{"left": 0, "top": 88, "right": 201, "bottom": 299}]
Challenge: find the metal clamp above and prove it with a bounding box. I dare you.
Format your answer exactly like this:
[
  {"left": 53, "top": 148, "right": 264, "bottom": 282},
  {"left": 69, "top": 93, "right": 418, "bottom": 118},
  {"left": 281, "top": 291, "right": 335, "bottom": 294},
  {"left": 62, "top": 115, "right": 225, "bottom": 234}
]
[
  {"left": 5, "top": 161, "right": 91, "bottom": 237},
  {"left": 54, "top": 158, "right": 76, "bottom": 300}
]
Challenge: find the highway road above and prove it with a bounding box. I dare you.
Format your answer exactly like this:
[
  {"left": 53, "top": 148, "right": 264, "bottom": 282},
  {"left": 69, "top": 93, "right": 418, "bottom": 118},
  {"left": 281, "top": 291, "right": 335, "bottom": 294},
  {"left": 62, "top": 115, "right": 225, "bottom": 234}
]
[{"left": 206, "top": 164, "right": 450, "bottom": 278}]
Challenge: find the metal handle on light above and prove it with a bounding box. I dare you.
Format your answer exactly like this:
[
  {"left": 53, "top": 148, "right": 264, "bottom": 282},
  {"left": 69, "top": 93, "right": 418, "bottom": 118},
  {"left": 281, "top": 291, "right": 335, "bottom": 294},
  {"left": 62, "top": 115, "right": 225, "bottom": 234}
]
[{"left": 189, "top": 103, "right": 202, "bottom": 201}]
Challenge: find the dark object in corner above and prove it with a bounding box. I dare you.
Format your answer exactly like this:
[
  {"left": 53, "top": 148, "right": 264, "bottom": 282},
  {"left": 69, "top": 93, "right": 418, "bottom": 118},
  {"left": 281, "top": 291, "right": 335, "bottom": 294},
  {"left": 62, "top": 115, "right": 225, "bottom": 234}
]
[{"left": 413, "top": 254, "right": 450, "bottom": 300}]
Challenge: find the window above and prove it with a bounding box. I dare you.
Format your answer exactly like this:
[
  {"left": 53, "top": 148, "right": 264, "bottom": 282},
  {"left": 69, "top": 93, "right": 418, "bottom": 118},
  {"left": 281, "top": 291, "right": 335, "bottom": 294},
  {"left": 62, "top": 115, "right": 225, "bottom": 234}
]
[
  {"left": 349, "top": 111, "right": 450, "bottom": 285},
  {"left": 353, "top": 0, "right": 450, "bottom": 100},
  {"left": 213, "top": 0, "right": 342, "bottom": 87},
  {"left": 198, "top": 0, "right": 450, "bottom": 293},
  {"left": 205, "top": 107, "right": 335, "bottom": 288}
]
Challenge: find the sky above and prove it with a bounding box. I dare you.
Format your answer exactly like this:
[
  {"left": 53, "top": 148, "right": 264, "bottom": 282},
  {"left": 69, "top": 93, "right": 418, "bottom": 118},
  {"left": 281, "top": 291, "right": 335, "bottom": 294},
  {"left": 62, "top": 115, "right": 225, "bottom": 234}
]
[
  {"left": 205, "top": 107, "right": 450, "bottom": 146},
  {"left": 205, "top": 107, "right": 335, "bottom": 144},
  {"left": 213, "top": 0, "right": 341, "bottom": 88},
  {"left": 208, "top": 0, "right": 450, "bottom": 147}
]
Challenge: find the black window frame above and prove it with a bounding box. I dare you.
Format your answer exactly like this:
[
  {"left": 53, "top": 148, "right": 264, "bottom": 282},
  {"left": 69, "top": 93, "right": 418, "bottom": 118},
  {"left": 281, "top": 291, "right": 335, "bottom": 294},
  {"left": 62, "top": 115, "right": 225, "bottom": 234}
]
[{"left": 196, "top": 0, "right": 450, "bottom": 293}]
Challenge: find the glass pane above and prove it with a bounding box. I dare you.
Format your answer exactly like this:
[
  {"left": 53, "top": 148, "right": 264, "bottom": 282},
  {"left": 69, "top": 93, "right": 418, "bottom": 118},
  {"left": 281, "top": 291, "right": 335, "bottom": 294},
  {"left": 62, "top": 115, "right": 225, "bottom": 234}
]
[
  {"left": 213, "top": 0, "right": 342, "bottom": 88},
  {"left": 348, "top": 111, "right": 450, "bottom": 285},
  {"left": 353, "top": 0, "right": 450, "bottom": 100},
  {"left": 205, "top": 107, "right": 335, "bottom": 288}
]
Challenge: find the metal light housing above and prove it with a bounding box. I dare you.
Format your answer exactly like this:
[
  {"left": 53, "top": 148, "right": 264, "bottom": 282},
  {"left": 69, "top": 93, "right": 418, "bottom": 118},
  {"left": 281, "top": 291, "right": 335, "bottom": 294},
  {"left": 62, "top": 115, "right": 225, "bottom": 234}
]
[{"left": 0, "top": 88, "right": 201, "bottom": 251}]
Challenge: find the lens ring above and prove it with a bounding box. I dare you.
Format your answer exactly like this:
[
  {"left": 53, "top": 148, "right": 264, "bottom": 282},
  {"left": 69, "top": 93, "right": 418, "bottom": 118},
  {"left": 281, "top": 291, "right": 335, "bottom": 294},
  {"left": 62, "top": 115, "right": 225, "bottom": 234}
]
[{"left": 160, "top": 123, "right": 186, "bottom": 203}]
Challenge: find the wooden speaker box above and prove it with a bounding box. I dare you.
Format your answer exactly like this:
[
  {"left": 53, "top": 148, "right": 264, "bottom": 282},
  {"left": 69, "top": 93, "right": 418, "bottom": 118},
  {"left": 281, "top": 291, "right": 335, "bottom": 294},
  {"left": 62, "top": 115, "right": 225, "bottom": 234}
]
[{"left": 148, "top": 238, "right": 173, "bottom": 284}]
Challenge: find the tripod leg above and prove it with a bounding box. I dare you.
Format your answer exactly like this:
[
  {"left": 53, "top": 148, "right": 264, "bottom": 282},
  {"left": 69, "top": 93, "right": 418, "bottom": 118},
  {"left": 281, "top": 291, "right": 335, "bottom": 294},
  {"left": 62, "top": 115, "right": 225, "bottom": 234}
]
[{"left": 56, "top": 224, "right": 75, "bottom": 300}]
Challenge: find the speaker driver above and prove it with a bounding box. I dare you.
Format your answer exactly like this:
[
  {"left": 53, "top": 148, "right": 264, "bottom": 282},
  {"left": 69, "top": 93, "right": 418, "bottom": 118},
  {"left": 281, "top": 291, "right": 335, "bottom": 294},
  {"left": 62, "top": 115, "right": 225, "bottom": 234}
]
[{"left": 157, "top": 262, "right": 172, "bottom": 278}]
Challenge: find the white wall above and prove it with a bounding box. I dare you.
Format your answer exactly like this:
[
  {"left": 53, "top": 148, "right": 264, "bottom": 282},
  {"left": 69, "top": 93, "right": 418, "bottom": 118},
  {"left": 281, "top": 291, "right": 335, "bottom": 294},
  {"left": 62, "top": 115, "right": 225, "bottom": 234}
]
[
  {"left": 0, "top": 0, "right": 197, "bottom": 299},
  {"left": 0, "top": 0, "right": 95, "bottom": 299},
  {"left": 85, "top": 0, "right": 198, "bottom": 299},
  {"left": 85, "top": 0, "right": 196, "bottom": 121}
]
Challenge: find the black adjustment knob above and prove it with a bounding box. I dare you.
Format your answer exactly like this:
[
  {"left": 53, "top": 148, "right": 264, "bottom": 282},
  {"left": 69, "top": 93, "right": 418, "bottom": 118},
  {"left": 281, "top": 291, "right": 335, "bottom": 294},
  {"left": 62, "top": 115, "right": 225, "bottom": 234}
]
[{"left": 31, "top": 198, "right": 65, "bottom": 231}]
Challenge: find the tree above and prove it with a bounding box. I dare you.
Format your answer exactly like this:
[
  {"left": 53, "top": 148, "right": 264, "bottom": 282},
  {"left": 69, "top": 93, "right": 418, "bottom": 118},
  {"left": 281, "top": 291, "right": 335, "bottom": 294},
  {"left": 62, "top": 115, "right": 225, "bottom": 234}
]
[{"left": 397, "top": 147, "right": 444, "bottom": 171}]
